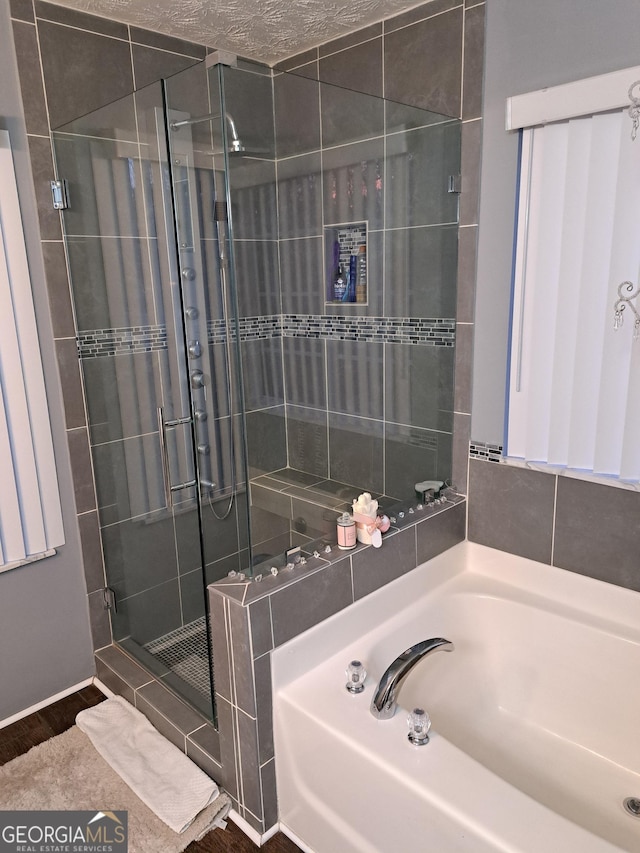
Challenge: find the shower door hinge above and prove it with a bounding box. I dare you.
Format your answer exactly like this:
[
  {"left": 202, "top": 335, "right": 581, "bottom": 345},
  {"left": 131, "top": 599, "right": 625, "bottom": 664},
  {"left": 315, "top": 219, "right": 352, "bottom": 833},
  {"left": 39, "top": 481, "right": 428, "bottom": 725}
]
[
  {"left": 447, "top": 174, "right": 462, "bottom": 194},
  {"left": 50, "top": 179, "right": 70, "bottom": 209},
  {"left": 102, "top": 586, "right": 117, "bottom": 612}
]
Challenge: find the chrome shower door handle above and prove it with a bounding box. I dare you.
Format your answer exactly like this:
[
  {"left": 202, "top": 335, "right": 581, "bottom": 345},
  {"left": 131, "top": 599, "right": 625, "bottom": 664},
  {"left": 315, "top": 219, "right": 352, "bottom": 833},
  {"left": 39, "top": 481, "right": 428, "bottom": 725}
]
[{"left": 157, "top": 407, "right": 197, "bottom": 509}]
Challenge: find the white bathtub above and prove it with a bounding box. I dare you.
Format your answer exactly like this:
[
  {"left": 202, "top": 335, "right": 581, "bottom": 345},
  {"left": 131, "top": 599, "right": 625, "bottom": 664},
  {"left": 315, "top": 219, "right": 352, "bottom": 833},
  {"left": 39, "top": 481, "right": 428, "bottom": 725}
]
[{"left": 272, "top": 542, "right": 640, "bottom": 852}]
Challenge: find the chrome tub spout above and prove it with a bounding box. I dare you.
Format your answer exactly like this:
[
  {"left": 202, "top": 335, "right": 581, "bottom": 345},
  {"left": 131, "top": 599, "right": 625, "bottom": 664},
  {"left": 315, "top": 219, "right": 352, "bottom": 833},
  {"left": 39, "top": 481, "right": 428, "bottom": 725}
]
[{"left": 370, "top": 638, "right": 454, "bottom": 720}]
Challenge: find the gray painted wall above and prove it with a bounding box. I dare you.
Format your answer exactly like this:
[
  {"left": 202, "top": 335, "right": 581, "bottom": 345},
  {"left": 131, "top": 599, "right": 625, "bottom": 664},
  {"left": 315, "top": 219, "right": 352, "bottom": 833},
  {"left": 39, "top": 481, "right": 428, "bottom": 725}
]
[
  {"left": 472, "top": 0, "right": 640, "bottom": 443},
  {"left": 0, "top": 0, "right": 94, "bottom": 720}
]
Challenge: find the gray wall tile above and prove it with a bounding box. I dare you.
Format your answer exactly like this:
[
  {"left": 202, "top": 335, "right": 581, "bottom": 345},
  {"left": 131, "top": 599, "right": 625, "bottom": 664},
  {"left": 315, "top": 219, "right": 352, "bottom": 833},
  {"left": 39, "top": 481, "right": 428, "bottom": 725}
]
[
  {"left": 283, "top": 336, "right": 326, "bottom": 409},
  {"left": 254, "top": 653, "right": 273, "bottom": 764},
  {"left": 188, "top": 723, "right": 222, "bottom": 768},
  {"left": 468, "top": 460, "right": 555, "bottom": 564},
  {"left": 456, "top": 225, "right": 478, "bottom": 324},
  {"left": 459, "top": 119, "right": 482, "bottom": 226},
  {"left": 270, "top": 556, "right": 353, "bottom": 646},
  {"left": 453, "top": 323, "right": 473, "bottom": 414},
  {"left": 112, "top": 579, "right": 182, "bottom": 645},
  {"left": 384, "top": 8, "right": 463, "bottom": 116},
  {"left": 384, "top": 225, "right": 458, "bottom": 319},
  {"left": 385, "top": 343, "right": 455, "bottom": 432},
  {"left": 261, "top": 758, "right": 278, "bottom": 829},
  {"left": 129, "top": 26, "right": 206, "bottom": 58},
  {"left": 37, "top": 21, "right": 134, "bottom": 128},
  {"left": 286, "top": 404, "right": 328, "bottom": 478},
  {"left": 216, "top": 696, "right": 238, "bottom": 800},
  {"left": 87, "top": 590, "right": 112, "bottom": 650},
  {"left": 35, "top": 0, "right": 128, "bottom": 38},
  {"left": 249, "top": 598, "right": 273, "bottom": 658},
  {"left": 416, "top": 500, "right": 466, "bottom": 564},
  {"left": 328, "top": 413, "right": 384, "bottom": 495},
  {"left": 237, "top": 710, "right": 262, "bottom": 819},
  {"left": 352, "top": 527, "right": 416, "bottom": 600},
  {"left": 553, "top": 477, "right": 640, "bottom": 591},
  {"left": 41, "top": 241, "right": 74, "bottom": 338},
  {"left": 319, "top": 23, "right": 382, "bottom": 58},
  {"left": 78, "top": 510, "right": 105, "bottom": 594},
  {"left": 134, "top": 692, "right": 186, "bottom": 752},
  {"left": 95, "top": 658, "right": 134, "bottom": 702},
  {"left": 321, "top": 79, "right": 384, "bottom": 148},
  {"left": 384, "top": 422, "right": 445, "bottom": 500},
  {"left": 186, "top": 737, "right": 223, "bottom": 782},
  {"left": 95, "top": 645, "right": 153, "bottom": 689},
  {"left": 327, "top": 339, "right": 383, "bottom": 420},
  {"left": 462, "top": 3, "right": 486, "bottom": 120},
  {"left": 209, "top": 592, "right": 231, "bottom": 702},
  {"left": 55, "top": 338, "right": 86, "bottom": 429},
  {"left": 274, "top": 71, "right": 320, "bottom": 158},
  {"left": 228, "top": 599, "right": 256, "bottom": 716},
  {"left": 27, "top": 135, "right": 61, "bottom": 240},
  {"left": 384, "top": 0, "right": 460, "bottom": 34},
  {"left": 10, "top": 0, "right": 35, "bottom": 22},
  {"left": 66, "top": 427, "right": 96, "bottom": 513},
  {"left": 275, "top": 49, "right": 318, "bottom": 73},
  {"left": 12, "top": 21, "right": 48, "bottom": 135},
  {"left": 132, "top": 44, "right": 199, "bottom": 90},
  {"left": 136, "top": 680, "right": 205, "bottom": 735},
  {"left": 451, "top": 412, "right": 471, "bottom": 494}
]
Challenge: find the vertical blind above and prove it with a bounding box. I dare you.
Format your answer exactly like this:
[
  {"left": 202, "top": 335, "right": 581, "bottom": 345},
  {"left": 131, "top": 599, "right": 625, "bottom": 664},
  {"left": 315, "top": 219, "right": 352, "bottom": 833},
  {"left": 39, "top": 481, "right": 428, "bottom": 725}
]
[
  {"left": 507, "top": 110, "right": 640, "bottom": 482},
  {"left": 0, "top": 129, "right": 64, "bottom": 569}
]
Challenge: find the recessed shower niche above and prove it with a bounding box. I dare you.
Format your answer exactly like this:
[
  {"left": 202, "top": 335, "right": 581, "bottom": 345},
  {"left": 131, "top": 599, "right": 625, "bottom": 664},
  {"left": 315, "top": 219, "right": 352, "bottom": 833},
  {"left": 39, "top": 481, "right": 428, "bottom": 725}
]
[
  {"left": 325, "top": 222, "right": 368, "bottom": 305},
  {"left": 52, "top": 53, "right": 460, "bottom": 721}
]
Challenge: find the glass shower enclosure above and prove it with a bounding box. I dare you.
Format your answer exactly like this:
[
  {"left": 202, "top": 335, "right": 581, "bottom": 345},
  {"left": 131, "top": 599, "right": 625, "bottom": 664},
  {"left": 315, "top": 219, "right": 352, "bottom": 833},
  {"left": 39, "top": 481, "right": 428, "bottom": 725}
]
[{"left": 52, "top": 55, "right": 460, "bottom": 723}]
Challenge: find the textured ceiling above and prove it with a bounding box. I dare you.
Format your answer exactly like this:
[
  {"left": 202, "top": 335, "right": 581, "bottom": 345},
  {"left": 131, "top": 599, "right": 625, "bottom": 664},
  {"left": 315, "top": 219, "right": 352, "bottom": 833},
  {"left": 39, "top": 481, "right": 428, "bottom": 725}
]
[{"left": 51, "top": 0, "right": 423, "bottom": 65}]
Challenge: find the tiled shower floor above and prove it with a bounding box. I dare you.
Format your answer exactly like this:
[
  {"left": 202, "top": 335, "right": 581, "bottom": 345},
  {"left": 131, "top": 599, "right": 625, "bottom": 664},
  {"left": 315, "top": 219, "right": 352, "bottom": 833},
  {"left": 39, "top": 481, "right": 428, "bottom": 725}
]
[{"left": 144, "top": 617, "right": 212, "bottom": 702}]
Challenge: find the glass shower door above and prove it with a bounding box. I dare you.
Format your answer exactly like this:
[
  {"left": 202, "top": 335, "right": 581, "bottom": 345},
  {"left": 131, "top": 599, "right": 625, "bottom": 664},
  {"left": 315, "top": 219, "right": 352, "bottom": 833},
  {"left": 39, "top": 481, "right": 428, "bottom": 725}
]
[{"left": 51, "top": 70, "right": 250, "bottom": 721}]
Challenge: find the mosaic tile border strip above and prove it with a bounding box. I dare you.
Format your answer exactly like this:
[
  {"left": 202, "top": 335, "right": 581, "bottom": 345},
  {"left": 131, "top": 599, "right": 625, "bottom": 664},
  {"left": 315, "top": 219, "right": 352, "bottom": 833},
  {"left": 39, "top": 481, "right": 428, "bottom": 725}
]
[
  {"left": 77, "top": 314, "right": 456, "bottom": 358},
  {"left": 77, "top": 325, "right": 167, "bottom": 358},
  {"left": 469, "top": 441, "right": 503, "bottom": 463},
  {"left": 208, "top": 315, "right": 282, "bottom": 343},
  {"left": 281, "top": 315, "right": 456, "bottom": 346}
]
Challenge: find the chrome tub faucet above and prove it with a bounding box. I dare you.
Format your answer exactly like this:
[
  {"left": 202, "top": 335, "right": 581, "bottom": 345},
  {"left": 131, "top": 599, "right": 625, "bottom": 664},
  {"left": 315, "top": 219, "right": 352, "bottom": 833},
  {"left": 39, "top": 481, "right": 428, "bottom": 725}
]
[{"left": 370, "top": 638, "right": 454, "bottom": 720}]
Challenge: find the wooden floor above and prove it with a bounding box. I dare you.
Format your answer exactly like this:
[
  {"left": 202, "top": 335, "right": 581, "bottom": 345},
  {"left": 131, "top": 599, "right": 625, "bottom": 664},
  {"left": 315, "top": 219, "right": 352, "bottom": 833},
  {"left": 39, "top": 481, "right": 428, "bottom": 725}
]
[{"left": 0, "top": 686, "right": 301, "bottom": 852}]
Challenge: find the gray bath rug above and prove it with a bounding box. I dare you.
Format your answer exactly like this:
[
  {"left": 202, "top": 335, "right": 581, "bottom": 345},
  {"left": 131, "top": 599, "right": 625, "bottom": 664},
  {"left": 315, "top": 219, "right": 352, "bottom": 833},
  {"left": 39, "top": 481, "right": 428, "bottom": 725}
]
[{"left": 0, "top": 725, "right": 231, "bottom": 853}]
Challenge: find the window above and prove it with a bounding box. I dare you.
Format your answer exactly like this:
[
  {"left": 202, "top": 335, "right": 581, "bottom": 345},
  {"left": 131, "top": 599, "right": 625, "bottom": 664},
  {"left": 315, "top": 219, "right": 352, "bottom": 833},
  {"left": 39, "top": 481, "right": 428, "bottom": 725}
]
[
  {"left": 505, "top": 67, "right": 640, "bottom": 484},
  {"left": 0, "top": 129, "right": 64, "bottom": 569}
]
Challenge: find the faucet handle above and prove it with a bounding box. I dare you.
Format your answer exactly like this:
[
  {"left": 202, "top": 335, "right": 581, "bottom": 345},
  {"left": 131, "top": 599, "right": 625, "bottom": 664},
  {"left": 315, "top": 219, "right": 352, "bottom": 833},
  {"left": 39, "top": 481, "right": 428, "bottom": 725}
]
[
  {"left": 407, "top": 708, "right": 431, "bottom": 745},
  {"left": 345, "top": 660, "right": 367, "bottom": 693}
]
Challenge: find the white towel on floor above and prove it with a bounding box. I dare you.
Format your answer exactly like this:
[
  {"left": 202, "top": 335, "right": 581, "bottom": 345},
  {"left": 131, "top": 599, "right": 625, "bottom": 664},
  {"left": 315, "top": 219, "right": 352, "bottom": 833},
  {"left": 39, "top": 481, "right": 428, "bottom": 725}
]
[{"left": 76, "top": 696, "right": 221, "bottom": 834}]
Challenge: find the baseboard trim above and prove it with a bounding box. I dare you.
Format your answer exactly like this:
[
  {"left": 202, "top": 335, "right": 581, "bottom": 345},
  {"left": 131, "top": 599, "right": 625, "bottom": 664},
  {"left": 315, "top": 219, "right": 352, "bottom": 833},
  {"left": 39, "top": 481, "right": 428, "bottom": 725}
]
[{"left": 0, "top": 677, "right": 94, "bottom": 729}]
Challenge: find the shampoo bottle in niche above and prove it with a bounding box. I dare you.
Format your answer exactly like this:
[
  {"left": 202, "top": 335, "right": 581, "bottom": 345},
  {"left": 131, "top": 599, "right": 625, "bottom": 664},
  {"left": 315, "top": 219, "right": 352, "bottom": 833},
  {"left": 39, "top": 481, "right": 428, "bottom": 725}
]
[
  {"left": 356, "top": 244, "right": 367, "bottom": 303},
  {"left": 332, "top": 241, "right": 347, "bottom": 301}
]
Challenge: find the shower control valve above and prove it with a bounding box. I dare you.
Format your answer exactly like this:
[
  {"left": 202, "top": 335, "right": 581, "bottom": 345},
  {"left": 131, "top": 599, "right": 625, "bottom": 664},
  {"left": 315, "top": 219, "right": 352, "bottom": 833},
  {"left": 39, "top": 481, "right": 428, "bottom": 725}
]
[
  {"left": 185, "top": 306, "right": 199, "bottom": 319},
  {"left": 197, "top": 444, "right": 210, "bottom": 455},
  {"left": 194, "top": 409, "right": 208, "bottom": 422},
  {"left": 181, "top": 267, "right": 196, "bottom": 281},
  {"left": 188, "top": 340, "right": 202, "bottom": 358},
  {"left": 191, "top": 370, "right": 206, "bottom": 388}
]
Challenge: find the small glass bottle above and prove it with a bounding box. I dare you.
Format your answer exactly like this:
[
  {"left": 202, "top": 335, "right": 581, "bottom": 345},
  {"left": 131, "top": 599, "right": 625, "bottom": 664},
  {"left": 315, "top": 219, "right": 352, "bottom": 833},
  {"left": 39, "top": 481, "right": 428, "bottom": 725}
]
[{"left": 336, "top": 512, "right": 356, "bottom": 549}]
